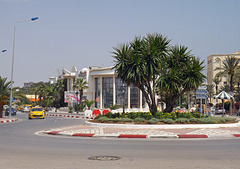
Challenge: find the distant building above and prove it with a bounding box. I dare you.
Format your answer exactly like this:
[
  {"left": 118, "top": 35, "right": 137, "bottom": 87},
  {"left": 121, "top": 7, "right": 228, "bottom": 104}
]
[
  {"left": 207, "top": 50, "right": 240, "bottom": 93},
  {"left": 23, "top": 82, "right": 34, "bottom": 88}
]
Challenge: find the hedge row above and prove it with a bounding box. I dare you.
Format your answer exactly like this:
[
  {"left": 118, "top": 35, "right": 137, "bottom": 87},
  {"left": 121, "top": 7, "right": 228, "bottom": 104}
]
[
  {"left": 97, "top": 116, "right": 237, "bottom": 124},
  {"left": 101, "top": 111, "right": 204, "bottom": 121}
]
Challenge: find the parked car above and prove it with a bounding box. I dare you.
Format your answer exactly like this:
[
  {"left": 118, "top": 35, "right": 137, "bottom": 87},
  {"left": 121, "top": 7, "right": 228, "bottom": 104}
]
[
  {"left": 29, "top": 107, "right": 45, "bottom": 119},
  {"left": 22, "top": 106, "right": 30, "bottom": 113},
  {"left": 215, "top": 108, "right": 226, "bottom": 115},
  {"left": 5, "top": 108, "right": 17, "bottom": 116}
]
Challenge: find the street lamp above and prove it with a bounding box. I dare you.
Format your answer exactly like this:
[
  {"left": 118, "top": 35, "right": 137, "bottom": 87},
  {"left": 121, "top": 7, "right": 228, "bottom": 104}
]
[
  {"left": 75, "top": 91, "right": 79, "bottom": 114},
  {"left": 122, "top": 83, "right": 126, "bottom": 113},
  {"left": 9, "top": 17, "right": 39, "bottom": 118}
]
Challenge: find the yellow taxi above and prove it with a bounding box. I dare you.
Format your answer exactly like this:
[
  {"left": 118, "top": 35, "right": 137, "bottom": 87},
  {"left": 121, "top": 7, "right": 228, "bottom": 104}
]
[{"left": 29, "top": 107, "right": 45, "bottom": 119}]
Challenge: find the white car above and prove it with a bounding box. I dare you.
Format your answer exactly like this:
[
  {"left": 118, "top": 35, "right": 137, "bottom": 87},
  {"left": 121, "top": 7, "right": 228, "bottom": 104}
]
[{"left": 22, "top": 106, "right": 30, "bottom": 113}]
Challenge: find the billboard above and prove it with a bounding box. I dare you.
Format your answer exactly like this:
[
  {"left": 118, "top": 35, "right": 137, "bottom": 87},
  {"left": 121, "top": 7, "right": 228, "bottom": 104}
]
[{"left": 64, "top": 91, "right": 79, "bottom": 103}]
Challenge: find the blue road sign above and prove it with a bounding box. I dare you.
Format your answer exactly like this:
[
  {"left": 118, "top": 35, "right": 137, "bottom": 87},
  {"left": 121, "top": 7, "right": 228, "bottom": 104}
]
[
  {"left": 196, "top": 94, "right": 208, "bottom": 99},
  {"left": 196, "top": 89, "right": 208, "bottom": 94}
]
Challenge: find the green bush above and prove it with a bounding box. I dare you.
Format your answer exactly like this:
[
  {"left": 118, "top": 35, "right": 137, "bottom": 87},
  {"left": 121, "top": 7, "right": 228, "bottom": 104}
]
[
  {"left": 162, "top": 118, "right": 174, "bottom": 124},
  {"left": 134, "top": 118, "right": 146, "bottom": 123},
  {"left": 68, "top": 106, "right": 73, "bottom": 113},
  {"left": 148, "top": 118, "right": 160, "bottom": 124},
  {"left": 119, "top": 118, "right": 133, "bottom": 122},
  {"left": 98, "top": 117, "right": 112, "bottom": 123},
  {"left": 175, "top": 118, "right": 190, "bottom": 124}
]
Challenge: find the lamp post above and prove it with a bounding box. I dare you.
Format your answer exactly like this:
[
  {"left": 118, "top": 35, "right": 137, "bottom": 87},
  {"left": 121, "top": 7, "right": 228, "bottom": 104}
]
[
  {"left": 122, "top": 83, "right": 126, "bottom": 113},
  {"left": 9, "top": 17, "right": 39, "bottom": 118},
  {"left": 75, "top": 91, "right": 79, "bottom": 114}
]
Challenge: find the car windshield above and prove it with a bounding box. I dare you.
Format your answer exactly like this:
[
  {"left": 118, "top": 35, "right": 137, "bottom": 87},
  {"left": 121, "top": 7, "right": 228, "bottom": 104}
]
[
  {"left": 6, "top": 108, "right": 15, "bottom": 111},
  {"left": 32, "top": 108, "right": 42, "bottom": 111}
]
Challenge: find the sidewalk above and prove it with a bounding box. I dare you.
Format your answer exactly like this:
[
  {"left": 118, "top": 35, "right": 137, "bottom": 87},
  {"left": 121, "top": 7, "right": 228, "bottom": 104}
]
[{"left": 44, "top": 112, "right": 240, "bottom": 139}]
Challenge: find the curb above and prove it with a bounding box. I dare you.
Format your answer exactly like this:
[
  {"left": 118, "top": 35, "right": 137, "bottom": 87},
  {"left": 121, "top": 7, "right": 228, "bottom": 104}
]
[
  {"left": 0, "top": 118, "right": 18, "bottom": 124},
  {"left": 46, "top": 113, "right": 94, "bottom": 119},
  {"left": 43, "top": 130, "right": 240, "bottom": 139}
]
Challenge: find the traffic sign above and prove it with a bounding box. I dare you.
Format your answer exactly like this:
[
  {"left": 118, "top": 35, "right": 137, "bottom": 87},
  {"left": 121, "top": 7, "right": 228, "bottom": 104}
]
[
  {"left": 196, "top": 89, "right": 208, "bottom": 94},
  {"left": 96, "top": 97, "right": 100, "bottom": 102},
  {"left": 196, "top": 94, "right": 208, "bottom": 99},
  {"left": 198, "top": 86, "right": 207, "bottom": 90}
]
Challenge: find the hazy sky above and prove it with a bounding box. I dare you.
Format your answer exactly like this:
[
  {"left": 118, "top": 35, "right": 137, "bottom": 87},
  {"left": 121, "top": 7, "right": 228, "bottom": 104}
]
[{"left": 0, "top": 0, "right": 240, "bottom": 87}]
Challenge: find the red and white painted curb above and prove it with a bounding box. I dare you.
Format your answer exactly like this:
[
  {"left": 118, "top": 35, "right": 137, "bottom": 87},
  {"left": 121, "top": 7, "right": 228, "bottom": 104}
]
[
  {"left": 43, "top": 130, "right": 240, "bottom": 139},
  {"left": 0, "top": 118, "right": 18, "bottom": 124},
  {"left": 46, "top": 113, "right": 94, "bottom": 119}
]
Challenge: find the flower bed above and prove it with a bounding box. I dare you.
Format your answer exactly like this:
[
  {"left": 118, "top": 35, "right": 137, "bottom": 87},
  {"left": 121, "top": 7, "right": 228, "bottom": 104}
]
[{"left": 91, "top": 112, "right": 238, "bottom": 124}]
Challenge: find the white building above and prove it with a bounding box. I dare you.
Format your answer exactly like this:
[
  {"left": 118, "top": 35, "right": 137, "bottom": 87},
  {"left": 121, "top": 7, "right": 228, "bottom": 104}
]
[{"left": 51, "top": 66, "right": 164, "bottom": 112}]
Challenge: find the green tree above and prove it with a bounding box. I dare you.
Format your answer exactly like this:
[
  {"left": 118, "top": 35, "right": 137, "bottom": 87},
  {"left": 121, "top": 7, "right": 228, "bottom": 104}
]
[
  {"left": 0, "top": 77, "right": 11, "bottom": 117},
  {"left": 213, "top": 76, "right": 221, "bottom": 94},
  {"left": 52, "top": 79, "right": 64, "bottom": 112},
  {"left": 157, "top": 45, "right": 205, "bottom": 112},
  {"left": 215, "top": 56, "right": 240, "bottom": 92},
  {"left": 73, "top": 78, "right": 88, "bottom": 105},
  {"left": 83, "top": 99, "right": 95, "bottom": 110},
  {"left": 206, "top": 84, "right": 214, "bottom": 103},
  {"left": 112, "top": 33, "right": 170, "bottom": 116}
]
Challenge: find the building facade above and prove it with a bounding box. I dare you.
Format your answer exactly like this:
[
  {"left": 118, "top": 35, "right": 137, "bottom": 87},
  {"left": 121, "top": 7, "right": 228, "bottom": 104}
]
[
  {"left": 207, "top": 50, "right": 240, "bottom": 93},
  {"left": 51, "top": 66, "right": 157, "bottom": 112}
]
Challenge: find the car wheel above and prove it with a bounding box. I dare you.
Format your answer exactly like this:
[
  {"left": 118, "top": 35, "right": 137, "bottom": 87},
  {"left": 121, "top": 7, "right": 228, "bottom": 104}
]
[{"left": 29, "top": 117, "right": 32, "bottom": 120}]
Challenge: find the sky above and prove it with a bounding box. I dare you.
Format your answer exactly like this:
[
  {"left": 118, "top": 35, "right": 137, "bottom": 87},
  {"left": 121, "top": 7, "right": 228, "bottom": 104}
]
[{"left": 0, "top": 0, "right": 240, "bottom": 87}]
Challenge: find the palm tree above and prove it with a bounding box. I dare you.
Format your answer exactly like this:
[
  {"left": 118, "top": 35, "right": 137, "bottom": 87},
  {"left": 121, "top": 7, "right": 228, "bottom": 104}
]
[
  {"left": 83, "top": 99, "right": 96, "bottom": 110},
  {"left": 157, "top": 46, "right": 205, "bottom": 112},
  {"left": 206, "top": 84, "right": 214, "bottom": 103},
  {"left": 112, "top": 33, "right": 170, "bottom": 116},
  {"left": 73, "top": 78, "right": 88, "bottom": 106},
  {"left": 215, "top": 56, "right": 240, "bottom": 92},
  {"left": 52, "top": 79, "right": 64, "bottom": 112},
  {"left": 213, "top": 76, "right": 221, "bottom": 94},
  {"left": 0, "top": 77, "right": 11, "bottom": 117}
]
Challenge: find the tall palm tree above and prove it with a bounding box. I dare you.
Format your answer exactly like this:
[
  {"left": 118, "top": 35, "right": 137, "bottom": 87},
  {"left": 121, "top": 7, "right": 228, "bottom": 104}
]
[
  {"left": 73, "top": 78, "right": 88, "bottom": 105},
  {"left": 52, "top": 79, "right": 64, "bottom": 112},
  {"left": 213, "top": 76, "right": 221, "bottom": 94},
  {"left": 112, "top": 33, "right": 170, "bottom": 116},
  {"left": 157, "top": 46, "right": 205, "bottom": 112},
  {"left": 0, "top": 77, "right": 11, "bottom": 117},
  {"left": 206, "top": 84, "right": 214, "bottom": 103},
  {"left": 215, "top": 56, "right": 240, "bottom": 92}
]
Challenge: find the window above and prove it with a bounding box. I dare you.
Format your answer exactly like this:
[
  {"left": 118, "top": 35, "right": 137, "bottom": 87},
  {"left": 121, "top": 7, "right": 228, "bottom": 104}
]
[
  {"left": 215, "top": 59, "right": 220, "bottom": 63},
  {"left": 102, "top": 77, "right": 113, "bottom": 107}
]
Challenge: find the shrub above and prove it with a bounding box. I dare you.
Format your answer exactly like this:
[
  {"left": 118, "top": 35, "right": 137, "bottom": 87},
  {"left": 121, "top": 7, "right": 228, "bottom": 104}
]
[
  {"left": 134, "top": 118, "right": 146, "bottom": 123},
  {"left": 222, "top": 117, "right": 237, "bottom": 123},
  {"left": 148, "top": 118, "right": 160, "bottom": 124},
  {"left": 119, "top": 118, "right": 133, "bottom": 122},
  {"left": 98, "top": 117, "right": 112, "bottom": 123},
  {"left": 68, "top": 106, "right": 73, "bottom": 113},
  {"left": 162, "top": 118, "right": 174, "bottom": 124},
  {"left": 175, "top": 118, "right": 190, "bottom": 124}
]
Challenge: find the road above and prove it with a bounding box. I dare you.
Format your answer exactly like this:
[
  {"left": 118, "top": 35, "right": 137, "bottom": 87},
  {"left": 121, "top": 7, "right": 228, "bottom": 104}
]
[{"left": 1, "top": 112, "right": 240, "bottom": 169}]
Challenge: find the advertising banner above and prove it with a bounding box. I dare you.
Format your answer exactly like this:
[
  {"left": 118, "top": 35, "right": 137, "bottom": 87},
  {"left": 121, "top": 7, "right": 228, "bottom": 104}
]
[{"left": 64, "top": 91, "right": 79, "bottom": 103}]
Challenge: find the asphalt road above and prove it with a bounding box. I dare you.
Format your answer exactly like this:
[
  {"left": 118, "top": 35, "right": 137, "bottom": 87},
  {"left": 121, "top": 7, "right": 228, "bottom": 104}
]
[{"left": 1, "top": 112, "right": 240, "bottom": 169}]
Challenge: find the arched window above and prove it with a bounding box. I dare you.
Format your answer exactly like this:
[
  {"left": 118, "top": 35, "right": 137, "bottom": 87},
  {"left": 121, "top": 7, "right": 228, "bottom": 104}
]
[{"left": 215, "top": 58, "right": 220, "bottom": 63}]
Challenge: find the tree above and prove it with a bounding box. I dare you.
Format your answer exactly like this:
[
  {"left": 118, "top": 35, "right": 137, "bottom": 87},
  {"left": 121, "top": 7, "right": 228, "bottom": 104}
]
[
  {"left": 215, "top": 56, "right": 240, "bottom": 92},
  {"left": 206, "top": 84, "right": 214, "bottom": 103},
  {"left": 213, "top": 76, "right": 221, "bottom": 94},
  {"left": 73, "top": 78, "right": 88, "bottom": 105},
  {"left": 0, "top": 77, "right": 11, "bottom": 117},
  {"left": 52, "top": 79, "right": 64, "bottom": 112},
  {"left": 83, "top": 99, "right": 96, "bottom": 110},
  {"left": 112, "top": 33, "right": 170, "bottom": 116},
  {"left": 157, "top": 45, "right": 206, "bottom": 112}
]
